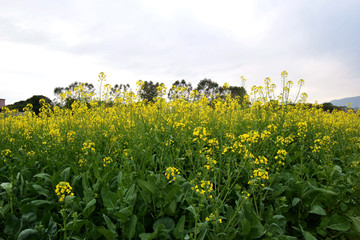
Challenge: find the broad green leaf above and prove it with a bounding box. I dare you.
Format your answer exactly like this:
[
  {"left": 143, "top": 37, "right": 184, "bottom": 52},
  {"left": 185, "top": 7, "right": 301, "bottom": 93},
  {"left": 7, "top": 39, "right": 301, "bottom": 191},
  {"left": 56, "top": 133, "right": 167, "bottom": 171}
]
[
  {"left": 83, "top": 198, "right": 96, "bottom": 216},
  {"left": 33, "top": 173, "right": 51, "bottom": 181},
  {"left": 349, "top": 216, "right": 360, "bottom": 234},
  {"left": 137, "top": 179, "right": 156, "bottom": 195},
  {"left": 327, "top": 214, "right": 351, "bottom": 231},
  {"left": 1, "top": 182, "right": 12, "bottom": 194},
  {"left": 17, "top": 228, "right": 38, "bottom": 240},
  {"left": 103, "top": 214, "right": 117, "bottom": 234},
  {"left": 97, "top": 226, "right": 115, "bottom": 240},
  {"left": 173, "top": 216, "right": 185, "bottom": 239},
  {"left": 302, "top": 230, "right": 317, "bottom": 240},
  {"left": 30, "top": 200, "right": 53, "bottom": 206},
  {"left": 310, "top": 204, "right": 326, "bottom": 216},
  {"left": 101, "top": 187, "right": 118, "bottom": 210},
  {"left": 292, "top": 198, "right": 300, "bottom": 207},
  {"left": 186, "top": 205, "right": 197, "bottom": 218},
  {"left": 0, "top": 203, "right": 10, "bottom": 217},
  {"left": 123, "top": 215, "right": 137, "bottom": 239},
  {"left": 139, "top": 224, "right": 164, "bottom": 240},
  {"left": 277, "top": 235, "right": 297, "bottom": 240},
  {"left": 153, "top": 217, "right": 175, "bottom": 231},
  {"left": 240, "top": 217, "right": 251, "bottom": 235},
  {"left": 32, "top": 184, "right": 50, "bottom": 198},
  {"left": 165, "top": 200, "right": 177, "bottom": 216},
  {"left": 61, "top": 167, "right": 71, "bottom": 182},
  {"left": 197, "top": 228, "right": 207, "bottom": 240},
  {"left": 165, "top": 185, "right": 179, "bottom": 202},
  {"left": 117, "top": 207, "right": 133, "bottom": 219}
]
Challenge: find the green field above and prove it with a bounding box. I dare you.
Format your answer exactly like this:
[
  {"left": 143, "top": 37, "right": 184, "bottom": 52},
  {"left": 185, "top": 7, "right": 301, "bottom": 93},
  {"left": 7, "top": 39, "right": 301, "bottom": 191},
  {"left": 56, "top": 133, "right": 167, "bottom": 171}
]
[{"left": 1, "top": 88, "right": 360, "bottom": 239}]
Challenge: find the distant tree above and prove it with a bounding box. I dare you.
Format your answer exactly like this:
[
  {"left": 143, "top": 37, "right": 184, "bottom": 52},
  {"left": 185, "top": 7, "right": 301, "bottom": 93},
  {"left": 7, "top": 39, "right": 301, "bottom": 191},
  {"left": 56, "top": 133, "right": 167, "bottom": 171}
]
[
  {"left": 168, "top": 80, "right": 193, "bottom": 101},
  {"left": 7, "top": 95, "right": 52, "bottom": 115},
  {"left": 322, "top": 102, "right": 334, "bottom": 112},
  {"left": 54, "top": 82, "right": 95, "bottom": 106},
  {"left": 219, "top": 85, "right": 247, "bottom": 102},
  {"left": 196, "top": 79, "right": 219, "bottom": 101},
  {"left": 110, "top": 84, "right": 130, "bottom": 100},
  {"left": 139, "top": 81, "right": 162, "bottom": 103}
]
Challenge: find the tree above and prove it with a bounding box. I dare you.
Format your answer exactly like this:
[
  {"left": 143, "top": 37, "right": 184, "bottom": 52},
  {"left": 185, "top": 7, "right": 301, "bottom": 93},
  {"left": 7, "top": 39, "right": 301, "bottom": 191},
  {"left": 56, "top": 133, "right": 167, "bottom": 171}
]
[
  {"left": 54, "top": 82, "right": 95, "bottom": 106},
  {"left": 139, "top": 81, "right": 162, "bottom": 103},
  {"left": 219, "top": 86, "right": 247, "bottom": 102},
  {"left": 196, "top": 78, "right": 219, "bottom": 101},
  {"left": 110, "top": 84, "right": 130, "bottom": 100},
  {"left": 168, "top": 80, "right": 193, "bottom": 101},
  {"left": 7, "top": 95, "right": 53, "bottom": 115}
]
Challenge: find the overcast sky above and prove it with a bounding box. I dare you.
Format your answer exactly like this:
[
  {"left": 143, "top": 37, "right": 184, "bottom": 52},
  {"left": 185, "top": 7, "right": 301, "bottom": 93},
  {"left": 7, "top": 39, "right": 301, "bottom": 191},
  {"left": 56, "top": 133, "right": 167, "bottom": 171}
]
[{"left": 1, "top": 0, "right": 359, "bottom": 105}]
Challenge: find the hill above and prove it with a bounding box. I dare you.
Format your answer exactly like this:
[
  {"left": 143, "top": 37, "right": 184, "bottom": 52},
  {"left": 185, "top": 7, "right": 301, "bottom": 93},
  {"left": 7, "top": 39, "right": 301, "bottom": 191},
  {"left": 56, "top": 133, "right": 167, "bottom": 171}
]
[{"left": 329, "top": 96, "right": 360, "bottom": 109}]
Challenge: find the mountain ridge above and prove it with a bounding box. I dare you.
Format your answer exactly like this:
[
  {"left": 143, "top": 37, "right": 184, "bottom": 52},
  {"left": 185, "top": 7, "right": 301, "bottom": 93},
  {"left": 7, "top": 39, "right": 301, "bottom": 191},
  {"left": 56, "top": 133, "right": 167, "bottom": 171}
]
[{"left": 328, "top": 96, "right": 360, "bottom": 109}]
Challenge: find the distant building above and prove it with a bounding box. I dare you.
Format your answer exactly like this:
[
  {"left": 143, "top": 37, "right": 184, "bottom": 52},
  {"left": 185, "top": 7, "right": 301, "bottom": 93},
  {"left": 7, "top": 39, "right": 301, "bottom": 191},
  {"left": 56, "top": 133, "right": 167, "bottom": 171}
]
[{"left": 0, "top": 99, "right": 5, "bottom": 108}]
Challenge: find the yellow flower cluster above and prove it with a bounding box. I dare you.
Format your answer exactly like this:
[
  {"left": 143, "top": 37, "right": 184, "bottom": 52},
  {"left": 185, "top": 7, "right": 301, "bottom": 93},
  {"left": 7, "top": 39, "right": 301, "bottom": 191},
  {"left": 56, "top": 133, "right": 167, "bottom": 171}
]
[
  {"left": 67, "top": 131, "right": 76, "bottom": 142},
  {"left": 82, "top": 141, "right": 95, "bottom": 155},
  {"left": 350, "top": 161, "right": 359, "bottom": 168},
  {"left": 192, "top": 180, "right": 214, "bottom": 199},
  {"left": 55, "top": 181, "right": 74, "bottom": 202},
  {"left": 311, "top": 135, "right": 333, "bottom": 153},
  {"left": 27, "top": 150, "right": 35, "bottom": 157},
  {"left": 252, "top": 168, "right": 269, "bottom": 180},
  {"left": 275, "top": 135, "right": 294, "bottom": 147},
  {"left": 1, "top": 149, "right": 12, "bottom": 162},
  {"left": 254, "top": 156, "right": 268, "bottom": 165},
  {"left": 205, "top": 212, "right": 222, "bottom": 223},
  {"left": 274, "top": 149, "right": 287, "bottom": 165},
  {"left": 78, "top": 158, "right": 87, "bottom": 167},
  {"left": 204, "top": 155, "right": 217, "bottom": 171},
  {"left": 165, "top": 167, "right": 180, "bottom": 183},
  {"left": 103, "top": 156, "right": 113, "bottom": 167}
]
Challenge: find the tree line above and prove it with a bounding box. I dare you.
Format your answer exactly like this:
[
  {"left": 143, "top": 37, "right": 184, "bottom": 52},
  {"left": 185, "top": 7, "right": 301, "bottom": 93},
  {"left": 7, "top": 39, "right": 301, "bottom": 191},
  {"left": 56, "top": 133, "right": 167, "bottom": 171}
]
[{"left": 2, "top": 78, "right": 247, "bottom": 114}]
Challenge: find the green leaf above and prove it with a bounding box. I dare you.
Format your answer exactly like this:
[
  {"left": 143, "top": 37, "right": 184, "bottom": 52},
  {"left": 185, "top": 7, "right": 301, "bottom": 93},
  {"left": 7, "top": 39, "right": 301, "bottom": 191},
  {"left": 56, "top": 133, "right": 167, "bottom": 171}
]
[
  {"left": 300, "top": 224, "right": 317, "bottom": 240},
  {"left": 139, "top": 224, "right": 164, "bottom": 240},
  {"left": 153, "top": 217, "right": 175, "bottom": 231},
  {"left": 17, "top": 228, "right": 39, "bottom": 240},
  {"left": 32, "top": 184, "right": 50, "bottom": 198},
  {"left": 103, "top": 214, "right": 117, "bottom": 235},
  {"left": 117, "top": 207, "right": 133, "bottom": 219},
  {"left": 0, "top": 203, "right": 10, "bottom": 217},
  {"left": 173, "top": 216, "right": 185, "bottom": 239},
  {"left": 292, "top": 198, "right": 300, "bottom": 207},
  {"left": 165, "top": 185, "right": 179, "bottom": 202},
  {"left": 349, "top": 216, "right": 360, "bottom": 234},
  {"left": 33, "top": 173, "right": 51, "bottom": 181},
  {"left": 101, "top": 187, "right": 118, "bottom": 210},
  {"left": 137, "top": 179, "right": 156, "bottom": 195},
  {"left": 97, "top": 226, "right": 115, "bottom": 240},
  {"left": 123, "top": 215, "right": 137, "bottom": 239},
  {"left": 277, "top": 235, "right": 297, "bottom": 240},
  {"left": 1, "top": 182, "right": 12, "bottom": 194},
  {"left": 30, "top": 200, "right": 53, "bottom": 206},
  {"left": 83, "top": 198, "right": 96, "bottom": 217},
  {"left": 197, "top": 228, "right": 207, "bottom": 240},
  {"left": 240, "top": 217, "right": 251, "bottom": 235},
  {"left": 186, "top": 205, "right": 197, "bottom": 218},
  {"left": 302, "top": 231, "right": 317, "bottom": 240},
  {"left": 117, "top": 171, "right": 123, "bottom": 189},
  {"left": 61, "top": 167, "right": 71, "bottom": 182},
  {"left": 310, "top": 204, "right": 326, "bottom": 216},
  {"left": 165, "top": 200, "right": 177, "bottom": 216},
  {"left": 327, "top": 214, "right": 351, "bottom": 231}
]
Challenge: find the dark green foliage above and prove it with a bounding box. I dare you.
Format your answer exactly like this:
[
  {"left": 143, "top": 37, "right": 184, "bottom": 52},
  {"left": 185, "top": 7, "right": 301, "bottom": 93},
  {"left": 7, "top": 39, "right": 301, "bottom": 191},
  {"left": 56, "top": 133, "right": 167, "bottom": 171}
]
[
  {"left": 139, "top": 81, "right": 162, "bottom": 103},
  {"left": 168, "top": 80, "right": 193, "bottom": 101},
  {"left": 6, "top": 95, "right": 52, "bottom": 115}
]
